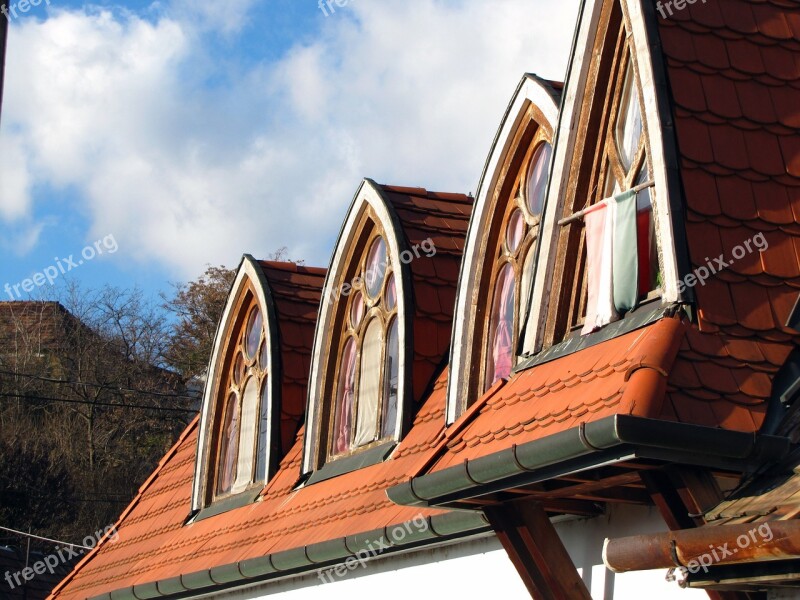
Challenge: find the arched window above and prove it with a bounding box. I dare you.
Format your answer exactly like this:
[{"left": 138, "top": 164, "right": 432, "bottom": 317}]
[
  {"left": 528, "top": 0, "right": 682, "bottom": 353},
  {"left": 192, "top": 257, "right": 286, "bottom": 513},
  {"left": 329, "top": 235, "right": 399, "bottom": 458},
  {"left": 446, "top": 75, "right": 560, "bottom": 423},
  {"left": 208, "top": 293, "right": 272, "bottom": 501},
  {"left": 482, "top": 138, "right": 553, "bottom": 392},
  {"left": 213, "top": 300, "right": 271, "bottom": 497}
]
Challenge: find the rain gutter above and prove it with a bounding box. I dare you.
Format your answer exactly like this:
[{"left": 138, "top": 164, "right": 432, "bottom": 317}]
[
  {"left": 386, "top": 415, "right": 791, "bottom": 509},
  {"left": 88, "top": 511, "right": 490, "bottom": 600}
]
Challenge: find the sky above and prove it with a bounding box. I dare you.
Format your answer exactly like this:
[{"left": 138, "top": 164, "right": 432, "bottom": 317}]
[{"left": 0, "top": 0, "right": 581, "bottom": 304}]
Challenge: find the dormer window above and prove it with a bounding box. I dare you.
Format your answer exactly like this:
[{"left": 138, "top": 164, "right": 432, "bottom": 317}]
[
  {"left": 483, "top": 139, "right": 553, "bottom": 392},
  {"left": 215, "top": 302, "right": 270, "bottom": 497},
  {"left": 192, "top": 258, "right": 284, "bottom": 514},
  {"left": 330, "top": 235, "right": 399, "bottom": 457},
  {"left": 446, "top": 75, "right": 560, "bottom": 422},
  {"left": 527, "top": 0, "right": 682, "bottom": 353}
]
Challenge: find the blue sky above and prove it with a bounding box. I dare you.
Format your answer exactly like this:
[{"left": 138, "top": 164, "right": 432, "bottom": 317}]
[{"left": 0, "top": 0, "right": 579, "bottom": 304}]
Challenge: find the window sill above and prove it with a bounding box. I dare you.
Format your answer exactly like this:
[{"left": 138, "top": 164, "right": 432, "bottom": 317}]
[
  {"left": 305, "top": 441, "right": 396, "bottom": 486},
  {"left": 190, "top": 487, "right": 264, "bottom": 523},
  {"left": 516, "top": 301, "right": 679, "bottom": 373}
]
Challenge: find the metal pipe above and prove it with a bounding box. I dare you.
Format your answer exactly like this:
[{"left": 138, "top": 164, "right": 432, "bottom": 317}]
[
  {"left": 558, "top": 180, "right": 655, "bottom": 226},
  {"left": 603, "top": 520, "right": 800, "bottom": 574}
]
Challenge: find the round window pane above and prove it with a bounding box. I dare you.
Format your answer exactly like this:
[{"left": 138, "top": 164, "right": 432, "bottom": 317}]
[
  {"left": 385, "top": 273, "right": 397, "bottom": 311},
  {"left": 506, "top": 209, "right": 525, "bottom": 254},
  {"left": 245, "top": 307, "right": 262, "bottom": 360},
  {"left": 350, "top": 291, "right": 365, "bottom": 329},
  {"left": 526, "top": 142, "right": 552, "bottom": 216},
  {"left": 364, "top": 237, "right": 388, "bottom": 298}
]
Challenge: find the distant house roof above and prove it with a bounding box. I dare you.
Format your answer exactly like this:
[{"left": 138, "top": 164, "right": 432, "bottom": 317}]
[{"left": 0, "top": 545, "right": 77, "bottom": 600}]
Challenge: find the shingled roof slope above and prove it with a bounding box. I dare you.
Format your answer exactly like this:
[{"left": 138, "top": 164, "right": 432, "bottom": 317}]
[
  {"left": 654, "top": 0, "right": 800, "bottom": 431},
  {"left": 49, "top": 374, "right": 466, "bottom": 600},
  {"left": 378, "top": 185, "right": 474, "bottom": 402},
  {"left": 258, "top": 262, "right": 326, "bottom": 455},
  {"left": 50, "top": 187, "right": 475, "bottom": 599}
]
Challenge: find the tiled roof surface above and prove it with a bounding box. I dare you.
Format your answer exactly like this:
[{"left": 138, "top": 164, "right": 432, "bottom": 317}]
[
  {"left": 655, "top": 0, "right": 800, "bottom": 432},
  {"left": 378, "top": 185, "right": 474, "bottom": 402},
  {"left": 258, "top": 262, "right": 326, "bottom": 455},
  {"left": 48, "top": 188, "right": 474, "bottom": 599},
  {"left": 432, "top": 315, "right": 736, "bottom": 469},
  {"left": 50, "top": 372, "right": 452, "bottom": 600}
]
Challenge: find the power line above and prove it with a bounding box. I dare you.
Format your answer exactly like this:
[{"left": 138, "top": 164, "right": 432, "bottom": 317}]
[
  {"left": 0, "top": 526, "right": 91, "bottom": 550},
  {"left": 1, "top": 392, "right": 196, "bottom": 414},
  {"left": 0, "top": 368, "right": 201, "bottom": 401}
]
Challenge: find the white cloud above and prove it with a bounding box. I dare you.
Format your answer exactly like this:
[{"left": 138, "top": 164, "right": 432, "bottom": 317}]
[{"left": 0, "top": 0, "right": 579, "bottom": 277}]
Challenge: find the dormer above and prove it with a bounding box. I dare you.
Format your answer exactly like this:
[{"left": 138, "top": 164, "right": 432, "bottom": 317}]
[
  {"left": 528, "top": 0, "right": 686, "bottom": 352},
  {"left": 303, "top": 180, "right": 472, "bottom": 479},
  {"left": 192, "top": 258, "right": 325, "bottom": 516},
  {"left": 447, "top": 75, "right": 561, "bottom": 422}
]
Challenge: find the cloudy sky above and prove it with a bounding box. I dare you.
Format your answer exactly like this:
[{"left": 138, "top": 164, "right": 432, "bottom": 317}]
[{"left": 0, "top": 0, "right": 580, "bottom": 301}]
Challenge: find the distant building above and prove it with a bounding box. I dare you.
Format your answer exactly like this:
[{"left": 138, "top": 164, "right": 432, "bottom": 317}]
[{"left": 49, "top": 0, "right": 800, "bottom": 599}]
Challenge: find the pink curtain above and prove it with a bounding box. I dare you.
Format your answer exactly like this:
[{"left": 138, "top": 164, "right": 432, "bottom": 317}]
[
  {"left": 333, "top": 340, "right": 356, "bottom": 454},
  {"left": 489, "top": 265, "right": 515, "bottom": 387},
  {"left": 216, "top": 394, "right": 240, "bottom": 495}
]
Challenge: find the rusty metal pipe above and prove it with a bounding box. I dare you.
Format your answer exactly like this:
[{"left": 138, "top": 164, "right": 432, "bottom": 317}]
[{"left": 603, "top": 520, "right": 800, "bottom": 574}]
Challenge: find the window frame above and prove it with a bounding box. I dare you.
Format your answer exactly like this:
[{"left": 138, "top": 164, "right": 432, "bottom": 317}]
[
  {"left": 547, "top": 28, "right": 657, "bottom": 344},
  {"left": 478, "top": 128, "right": 552, "bottom": 395},
  {"left": 326, "top": 228, "right": 399, "bottom": 462},
  {"left": 302, "top": 180, "right": 411, "bottom": 475},
  {"left": 526, "top": 0, "right": 685, "bottom": 359},
  {"left": 445, "top": 75, "right": 560, "bottom": 424},
  {"left": 191, "top": 257, "right": 281, "bottom": 514}
]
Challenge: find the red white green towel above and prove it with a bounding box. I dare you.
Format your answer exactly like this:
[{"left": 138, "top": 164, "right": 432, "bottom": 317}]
[{"left": 582, "top": 190, "right": 638, "bottom": 335}]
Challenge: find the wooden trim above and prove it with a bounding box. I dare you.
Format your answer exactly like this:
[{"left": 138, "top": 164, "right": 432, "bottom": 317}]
[
  {"left": 447, "top": 75, "right": 560, "bottom": 425},
  {"left": 312, "top": 206, "right": 402, "bottom": 465}
]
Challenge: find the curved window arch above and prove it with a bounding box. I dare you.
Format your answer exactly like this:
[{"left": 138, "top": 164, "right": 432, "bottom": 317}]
[
  {"left": 446, "top": 74, "right": 560, "bottom": 423},
  {"left": 528, "top": 0, "right": 681, "bottom": 353},
  {"left": 211, "top": 298, "right": 271, "bottom": 499},
  {"left": 192, "top": 258, "right": 280, "bottom": 511},
  {"left": 303, "top": 182, "right": 413, "bottom": 474},
  {"left": 480, "top": 136, "right": 553, "bottom": 393},
  {"left": 329, "top": 234, "right": 399, "bottom": 459}
]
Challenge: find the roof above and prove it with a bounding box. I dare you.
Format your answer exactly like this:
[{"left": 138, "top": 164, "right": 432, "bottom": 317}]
[
  {"left": 258, "top": 262, "right": 326, "bottom": 455},
  {"left": 50, "top": 188, "right": 476, "bottom": 599},
  {"left": 0, "top": 545, "right": 77, "bottom": 600},
  {"left": 49, "top": 0, "right": 800, "bottom": 596},
  {"left": 656, "top": 0, "right": 800, "bottom": 429},
  {"left": 49, "top": 372, "right": 489, "bottom": 600},
  {"left": 376, "top": 185, "right": 474, "bottom": 401}
]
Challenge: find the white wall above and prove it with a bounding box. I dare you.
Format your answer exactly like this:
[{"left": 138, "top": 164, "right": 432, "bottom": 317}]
[{"left": 201, "top": 506, "right": 711, "bottom": 600}]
